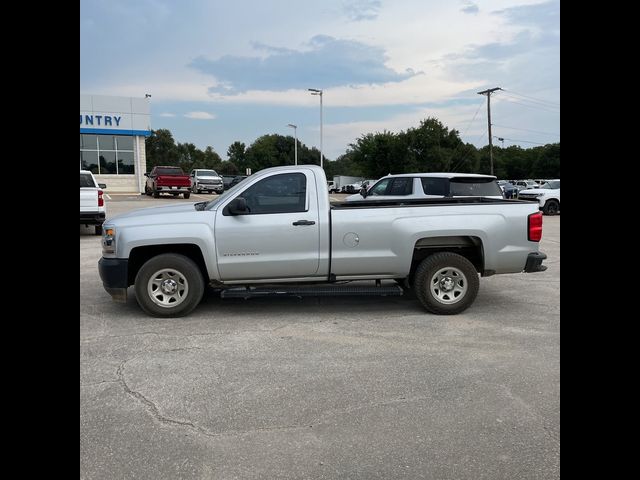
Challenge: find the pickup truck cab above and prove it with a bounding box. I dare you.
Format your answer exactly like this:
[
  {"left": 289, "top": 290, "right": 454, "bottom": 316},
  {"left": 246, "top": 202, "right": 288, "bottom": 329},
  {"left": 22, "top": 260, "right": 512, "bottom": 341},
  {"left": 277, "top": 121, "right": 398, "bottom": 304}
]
[
  {"left": 99, "top": 165, "right": 546, "bottom": 317},
  {"left": 346, "top": 173, "right": 504, "bottom": 201},
  {"left": 144, "top": 166, "right": 192, "bottom": 199},
  {"left": 80, "top": 170, "right": 107, "bottom": 235}
]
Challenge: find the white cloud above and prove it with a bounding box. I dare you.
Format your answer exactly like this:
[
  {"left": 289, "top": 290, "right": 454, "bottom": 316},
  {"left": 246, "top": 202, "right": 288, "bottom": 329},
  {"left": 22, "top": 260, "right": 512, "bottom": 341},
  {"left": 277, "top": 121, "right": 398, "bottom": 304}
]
[
  {"left": 159, "top": 112, "right": 175, "bottom": 117},
  {"left": 184, "top": 111, "right": 216, "bottom": 120}
]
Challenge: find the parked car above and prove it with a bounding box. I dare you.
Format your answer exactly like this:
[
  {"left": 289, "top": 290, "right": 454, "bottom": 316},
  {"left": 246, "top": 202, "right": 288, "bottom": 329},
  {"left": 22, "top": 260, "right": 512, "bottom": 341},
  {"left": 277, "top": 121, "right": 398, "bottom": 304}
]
[
  {"left": 144, "top": 166, "right": 192, "bottom": 199},
  {"left": 513, "top": 180, "right": 539, "bottom": 192},
  {"left": 190, "top": 169, "right": 224, "bottom": 194},
  {"left": 80, "top": 170, "right": 107, "bottom": 235},
  {"left": 345, "top": 173, "right": 504, "bottom": 202},
  {"left": 518, "top": 179, "right": 560, "bottom": 215},
  {"left": 98, "top": 165, "right": 547, "bottom": 317},
  {"left": 229, "top": 175, "right": 248, "bottom": 188},
  {"left": 221, "top": 175, "right": 237, "bottom": 190}
]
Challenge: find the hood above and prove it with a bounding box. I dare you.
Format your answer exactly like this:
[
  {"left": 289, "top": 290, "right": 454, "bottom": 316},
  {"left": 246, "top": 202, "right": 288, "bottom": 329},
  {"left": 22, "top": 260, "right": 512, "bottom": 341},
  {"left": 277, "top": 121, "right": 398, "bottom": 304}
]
[
  {"left": 106, "top": 203, "right": 206, "bottom": 226},
  {"left": 345, "top": 193, "right": 365, "bottom": 202},
  {"left": 520, "top": 188, "right": 549, "bottom": 195}
]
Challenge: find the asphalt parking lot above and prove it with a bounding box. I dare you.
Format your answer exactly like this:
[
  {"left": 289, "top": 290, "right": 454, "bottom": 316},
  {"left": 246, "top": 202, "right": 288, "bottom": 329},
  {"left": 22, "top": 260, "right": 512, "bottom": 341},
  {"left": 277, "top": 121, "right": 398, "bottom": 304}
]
[{"left": 80, "top": 193, "right": 560, "bottom": 480}]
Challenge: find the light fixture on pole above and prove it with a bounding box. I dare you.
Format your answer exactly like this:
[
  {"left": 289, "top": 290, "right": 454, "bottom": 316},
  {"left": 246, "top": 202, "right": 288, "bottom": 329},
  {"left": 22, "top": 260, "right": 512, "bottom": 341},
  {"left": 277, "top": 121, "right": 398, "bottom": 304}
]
[
  {"left": 494, "top": 136, "right": 504, "bottom": 148},
  {"left": 287, "top": 123, "right": 298, "bottom": 165},
  {"left": 308, "top": 88, "right": 323, "bottom": 168}
]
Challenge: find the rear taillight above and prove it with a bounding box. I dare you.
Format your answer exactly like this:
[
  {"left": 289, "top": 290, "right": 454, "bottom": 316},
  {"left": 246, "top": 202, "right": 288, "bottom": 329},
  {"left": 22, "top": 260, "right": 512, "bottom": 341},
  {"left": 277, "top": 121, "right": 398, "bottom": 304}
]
[
  {"left": 528, "top": 211, "right": 543, "bottom": 242},
  {"left": 98, "top": 189, "right": 104, "bottom": 207}
]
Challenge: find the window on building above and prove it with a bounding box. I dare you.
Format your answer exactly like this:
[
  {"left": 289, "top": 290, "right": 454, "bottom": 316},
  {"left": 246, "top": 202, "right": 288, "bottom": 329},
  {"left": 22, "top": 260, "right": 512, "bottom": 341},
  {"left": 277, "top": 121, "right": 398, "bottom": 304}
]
[{"left": 79, "top": 134, "right": 135, "bottom": 175}]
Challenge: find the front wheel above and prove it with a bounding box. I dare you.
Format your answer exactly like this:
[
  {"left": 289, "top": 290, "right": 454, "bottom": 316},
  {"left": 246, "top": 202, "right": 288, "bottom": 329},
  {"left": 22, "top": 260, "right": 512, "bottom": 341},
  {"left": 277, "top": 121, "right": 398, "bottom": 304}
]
[
  {"left": 134, "top": 253, "right": 205, "bottom": 317},
  {"left": 413, "top": 252, "right": 479, "bottom": 315}
]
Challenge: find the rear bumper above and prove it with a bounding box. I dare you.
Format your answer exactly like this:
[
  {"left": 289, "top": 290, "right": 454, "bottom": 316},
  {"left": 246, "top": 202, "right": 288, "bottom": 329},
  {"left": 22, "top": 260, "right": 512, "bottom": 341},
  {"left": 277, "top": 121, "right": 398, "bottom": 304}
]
[
  {"left": 80, "top": 212, "right": 105, "bottom": 225},
  {"left": 524, "top": 251, "right": 547, "bottom": 273},
  {"left": 157, "top": 186, "right": 190, "bottom": 192},
  {"left": 98, "top": 257, "right": 129, "bottom": 303}
]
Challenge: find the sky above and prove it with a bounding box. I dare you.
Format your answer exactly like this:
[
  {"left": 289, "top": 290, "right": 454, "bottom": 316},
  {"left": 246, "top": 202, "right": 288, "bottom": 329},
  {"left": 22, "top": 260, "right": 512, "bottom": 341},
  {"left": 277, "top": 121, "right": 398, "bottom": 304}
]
[{"left": 80, "top": 0, "right": 560, "bottom": 161}]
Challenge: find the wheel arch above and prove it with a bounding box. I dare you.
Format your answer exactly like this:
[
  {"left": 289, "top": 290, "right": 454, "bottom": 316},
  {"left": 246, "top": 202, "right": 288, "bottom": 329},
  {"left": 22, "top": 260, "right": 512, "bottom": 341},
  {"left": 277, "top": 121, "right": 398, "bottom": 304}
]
[
  {"left": 409, "top": 236, "right": 485, "bottom": 282},
  {"left": 127, "top": 244, "right": 208, "bottom": 287}
]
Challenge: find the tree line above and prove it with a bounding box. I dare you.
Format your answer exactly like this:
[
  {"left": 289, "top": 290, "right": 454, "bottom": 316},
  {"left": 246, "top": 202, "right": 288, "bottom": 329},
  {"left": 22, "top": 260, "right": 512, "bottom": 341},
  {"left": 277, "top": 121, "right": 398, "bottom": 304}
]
[{"left": 145, "top": 117, "right": 559, "bottom": 180}]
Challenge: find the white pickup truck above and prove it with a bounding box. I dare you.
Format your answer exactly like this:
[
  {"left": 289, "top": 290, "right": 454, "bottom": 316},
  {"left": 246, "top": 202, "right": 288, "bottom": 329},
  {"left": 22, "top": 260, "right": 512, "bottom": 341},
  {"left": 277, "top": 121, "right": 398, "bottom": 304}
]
[
  {"left": 80, "top": 170, "right": 106, "bottom": 235},
  {"left": 98, "top": 165, "right": 547, "bottom": 317}
]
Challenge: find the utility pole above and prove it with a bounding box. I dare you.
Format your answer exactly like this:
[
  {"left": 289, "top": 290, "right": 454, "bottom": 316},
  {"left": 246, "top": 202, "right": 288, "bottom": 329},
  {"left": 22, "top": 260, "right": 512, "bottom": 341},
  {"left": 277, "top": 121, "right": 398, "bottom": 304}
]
[{"left": 477, "top": 87, "right": 502, "bottom": 175}]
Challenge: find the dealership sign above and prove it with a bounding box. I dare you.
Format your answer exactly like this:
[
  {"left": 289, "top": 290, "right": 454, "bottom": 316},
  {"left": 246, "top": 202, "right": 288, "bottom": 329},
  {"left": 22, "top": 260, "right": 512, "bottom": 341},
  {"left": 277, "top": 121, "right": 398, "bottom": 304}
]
[{"left": 80, "top": 114, "right": 122, "bottom": 127}]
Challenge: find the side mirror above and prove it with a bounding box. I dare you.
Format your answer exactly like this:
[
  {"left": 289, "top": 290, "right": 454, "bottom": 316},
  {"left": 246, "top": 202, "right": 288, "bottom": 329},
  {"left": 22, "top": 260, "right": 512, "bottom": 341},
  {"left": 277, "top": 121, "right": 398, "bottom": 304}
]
[
  {"left": 143, "top": 172, "right": 149, "bottom": 177},
  {"left": 227, "top": 197, "right": 248, "bottom": 215},
  {"left": 98, "top": 183, "right": 107, "bottom": 189},
  {"left": 359, "top": 186, "right": 368, "bottom": 198}
]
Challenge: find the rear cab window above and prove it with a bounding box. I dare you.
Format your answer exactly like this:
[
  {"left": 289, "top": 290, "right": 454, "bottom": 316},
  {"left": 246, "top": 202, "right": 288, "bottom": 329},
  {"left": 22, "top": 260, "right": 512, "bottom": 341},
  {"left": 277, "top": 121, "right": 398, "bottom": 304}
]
[
  {"left": 80, "top": 172, "right": 96, "bottom": 188},
  {"left": 449, "top": 178, "right": 502, "bottom": 196}
]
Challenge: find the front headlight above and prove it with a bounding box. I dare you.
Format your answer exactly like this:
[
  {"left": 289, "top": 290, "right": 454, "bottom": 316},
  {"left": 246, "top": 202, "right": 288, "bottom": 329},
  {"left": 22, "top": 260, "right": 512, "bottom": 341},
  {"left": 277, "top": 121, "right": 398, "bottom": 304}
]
[{"left": 102, "top": 226, "right": 116, "bottom": 254}]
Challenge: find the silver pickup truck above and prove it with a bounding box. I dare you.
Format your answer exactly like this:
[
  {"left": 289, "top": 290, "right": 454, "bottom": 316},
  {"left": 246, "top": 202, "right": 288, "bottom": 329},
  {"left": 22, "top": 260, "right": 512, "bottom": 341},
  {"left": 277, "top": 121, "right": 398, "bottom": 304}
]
[{"left": 99, "top": 165, "right": 546, "bottom": 317}]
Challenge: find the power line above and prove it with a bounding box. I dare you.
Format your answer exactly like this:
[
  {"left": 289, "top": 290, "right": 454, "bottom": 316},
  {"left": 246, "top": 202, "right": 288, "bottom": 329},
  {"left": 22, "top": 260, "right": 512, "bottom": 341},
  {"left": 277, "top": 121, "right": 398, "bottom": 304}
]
[
  {"left": 493, "top": 96, "right": 560, "bottom": 114},
  {"left": 492, "top": 124, "right": 560, "bottom": 137},
  {"left": 500, "top": 136, "right": 553, "bottom": 146},
  {"left": 461, "top": 98, "right": 485, "bottom": 137},
  {"left": 501, "top": 89, "right": 559, "bottom": 107},
  {"left": 499, "top": 92, "right": 561, "bottom": 112}
]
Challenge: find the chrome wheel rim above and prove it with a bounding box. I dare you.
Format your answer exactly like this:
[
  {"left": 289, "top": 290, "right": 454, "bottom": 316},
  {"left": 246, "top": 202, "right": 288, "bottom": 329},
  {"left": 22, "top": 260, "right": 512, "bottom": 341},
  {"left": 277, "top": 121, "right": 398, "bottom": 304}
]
[
  {"left": 430, "top": 267, "right": 468, "bottom": 304},
  {"left": 147, "top": 268, "right": 189, "bottom": 308}
]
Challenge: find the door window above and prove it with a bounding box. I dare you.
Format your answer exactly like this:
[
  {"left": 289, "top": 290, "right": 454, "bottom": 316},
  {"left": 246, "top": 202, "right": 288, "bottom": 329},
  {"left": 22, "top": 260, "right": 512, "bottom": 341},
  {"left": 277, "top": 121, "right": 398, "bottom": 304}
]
[{"left": 240, "top": 173, "right": 307, "bottom": 214}]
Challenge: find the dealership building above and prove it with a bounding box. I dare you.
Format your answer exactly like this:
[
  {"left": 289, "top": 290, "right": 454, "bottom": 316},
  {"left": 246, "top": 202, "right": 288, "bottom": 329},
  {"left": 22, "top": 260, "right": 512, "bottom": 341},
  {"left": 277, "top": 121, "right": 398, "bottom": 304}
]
[{"left": 80, "top": 94, "right": 151, "bottom": 193}]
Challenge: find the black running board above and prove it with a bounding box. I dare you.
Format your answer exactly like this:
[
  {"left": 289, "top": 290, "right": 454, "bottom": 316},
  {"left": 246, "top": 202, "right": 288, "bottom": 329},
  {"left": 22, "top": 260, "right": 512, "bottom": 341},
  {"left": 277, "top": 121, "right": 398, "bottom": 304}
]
[{"left": 220, "top": 284, "right": 404, "bottom": 299}]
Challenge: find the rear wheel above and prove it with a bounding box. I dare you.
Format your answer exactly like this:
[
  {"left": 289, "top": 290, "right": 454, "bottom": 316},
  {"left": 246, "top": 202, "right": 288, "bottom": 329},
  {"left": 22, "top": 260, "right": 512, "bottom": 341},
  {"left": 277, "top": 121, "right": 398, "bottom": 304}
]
[
  {"left": 543, "top": 200, "right": 559, "bottom": 215},
  {"left": 414, "top": 252, "right": 479, "bottom": 315},
  {"left": 184, "top": 192, "right": 191, "bottom": 199},
  {"left": 134, "top": 253, "right": 205, "bottom": 317},
  {"left": 153, "top": 189, "right": 160, "bottom": 198},
  {"left": 94, "top": 225, "right": 103, "bottom": 235}
]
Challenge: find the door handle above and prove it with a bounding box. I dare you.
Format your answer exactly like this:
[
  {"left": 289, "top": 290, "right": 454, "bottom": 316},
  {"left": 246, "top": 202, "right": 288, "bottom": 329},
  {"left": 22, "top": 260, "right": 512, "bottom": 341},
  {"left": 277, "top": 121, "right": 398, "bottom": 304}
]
[{"left": 292, "top": 220, "right": 316, "bottom": 226}]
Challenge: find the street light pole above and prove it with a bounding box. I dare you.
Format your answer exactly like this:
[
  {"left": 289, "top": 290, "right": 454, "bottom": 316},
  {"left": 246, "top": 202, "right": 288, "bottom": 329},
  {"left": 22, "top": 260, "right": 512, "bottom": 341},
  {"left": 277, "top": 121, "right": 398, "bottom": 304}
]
[
  {"left": 308, "top": 88, "right": 323, "bottom": 168},
  {"left": 287, "top": 123, "right": 298, "bottom": 165}
]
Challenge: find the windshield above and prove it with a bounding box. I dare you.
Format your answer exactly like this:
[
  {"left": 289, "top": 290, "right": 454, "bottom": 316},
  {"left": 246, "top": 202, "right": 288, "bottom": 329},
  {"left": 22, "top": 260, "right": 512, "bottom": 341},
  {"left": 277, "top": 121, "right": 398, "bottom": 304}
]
[
  {"left": 540, "top": 180, "right": 560, "bottom": 189},
  {"left": 196, "top": 170, "right": 218, "bottom": 176},
  {"left": 205, "top": 176, "right": 253, "bottom": 210}
]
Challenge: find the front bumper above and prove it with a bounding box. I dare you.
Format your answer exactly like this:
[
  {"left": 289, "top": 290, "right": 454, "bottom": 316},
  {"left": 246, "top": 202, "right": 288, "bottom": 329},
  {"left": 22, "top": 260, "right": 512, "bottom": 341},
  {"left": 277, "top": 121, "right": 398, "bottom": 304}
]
[
  {"left": 195, "top": 183, "right": 224, "bottom": 193},
  {"left": 98, "top": 257, "right": 129, "bottom": 303},
  {"left": 524, "top": 251, "right": 547, "bottom": 273}
]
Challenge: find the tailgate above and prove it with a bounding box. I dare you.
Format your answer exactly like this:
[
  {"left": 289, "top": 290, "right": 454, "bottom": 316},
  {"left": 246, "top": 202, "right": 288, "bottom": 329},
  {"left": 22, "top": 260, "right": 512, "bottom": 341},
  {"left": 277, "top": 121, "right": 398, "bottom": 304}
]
[
  {"left": 156, "top": 175, "right": 191, "bottom": 187},
  {"left": 80, "top": 188, "right": 98, "bottom": 212}
]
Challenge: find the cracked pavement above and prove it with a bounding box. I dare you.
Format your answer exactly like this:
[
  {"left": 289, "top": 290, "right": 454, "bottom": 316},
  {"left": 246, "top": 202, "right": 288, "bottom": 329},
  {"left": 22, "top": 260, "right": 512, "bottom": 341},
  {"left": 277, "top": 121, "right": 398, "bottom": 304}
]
[{"left": 80, "top": 196, "right": 560, "bottom": 479}]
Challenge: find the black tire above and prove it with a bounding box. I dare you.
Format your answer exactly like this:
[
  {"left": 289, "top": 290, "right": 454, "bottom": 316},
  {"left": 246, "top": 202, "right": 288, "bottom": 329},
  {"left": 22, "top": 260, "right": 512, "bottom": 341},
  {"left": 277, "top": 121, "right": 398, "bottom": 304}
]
[
  {"left": 183, "top": 192, "right": 191, "bottom": 199},
  {"left": 144, "top": 185, "right": 151, "bottom": 196},
  {"left": 413, "top": 252, "right": 479, "bottom": 315},
  {"left": 94, "top": 225, "right": 103, "bottom": 235},
  {"left": 153, "top": 189, "right": 160, "bottom": 198},
  {"left": 543, "top": 200, "right": 559, "bottom": 216},
  {"left": 134, "top": 253, "right": 205, "bottom": 317}
]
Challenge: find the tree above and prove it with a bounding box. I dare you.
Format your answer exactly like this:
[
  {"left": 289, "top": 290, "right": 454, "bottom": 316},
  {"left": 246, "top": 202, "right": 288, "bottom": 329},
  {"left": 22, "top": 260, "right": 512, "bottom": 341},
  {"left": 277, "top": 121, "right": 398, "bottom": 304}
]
[
  {"left": 145, "top": 129, "right": 178, "bottom": 170},
  {"left": 227, "top": 141, "right": 247, "bottom": 172}
]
